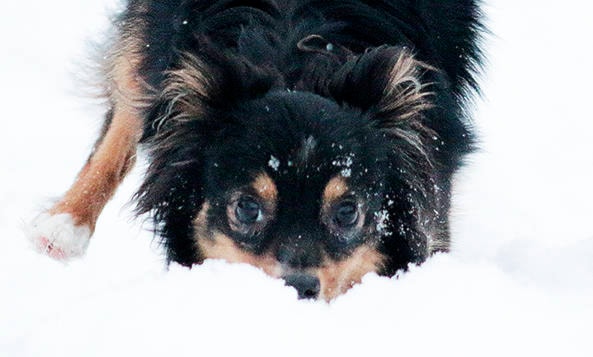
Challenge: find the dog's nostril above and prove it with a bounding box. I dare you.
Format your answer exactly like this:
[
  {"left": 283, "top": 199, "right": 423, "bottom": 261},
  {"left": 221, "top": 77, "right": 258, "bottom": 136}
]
[
  {"left": 302, "top": 288, "right": 318, "bottom": 299},
  {"left": 284, "top": 273, "right": 320, "bottom": 300}
]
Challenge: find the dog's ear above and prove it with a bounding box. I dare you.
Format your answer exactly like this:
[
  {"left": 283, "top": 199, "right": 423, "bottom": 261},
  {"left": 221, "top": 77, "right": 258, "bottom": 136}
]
[
  {"left": 328, "top": 47, "right": 439, "bottom": 211},
  {"left": 327, "top": 46, "right": 434, "bottom": 127},
  {"left": 136, "top": 50, "right": 280, "bottom": 266},
  {"left": 156, "top": 49, "right": 281, "bottom": 129}
]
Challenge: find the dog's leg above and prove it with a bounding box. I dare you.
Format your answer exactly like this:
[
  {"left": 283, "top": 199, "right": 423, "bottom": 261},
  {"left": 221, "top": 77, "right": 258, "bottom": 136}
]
[
  {"left": 28, "top": 51, "right": 146, "bottom": 260},
  {"left": 28, "top": 107, "right": 142, "bottom": 260}
]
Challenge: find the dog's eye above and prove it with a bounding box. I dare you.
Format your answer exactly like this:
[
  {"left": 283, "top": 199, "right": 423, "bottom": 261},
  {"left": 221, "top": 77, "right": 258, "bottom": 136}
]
[
  {"left": 334, "top": 201, "right": 359, "bottom": 228},
  {"left": 236, "top": 197, "right": 261, "bottom": 224}
]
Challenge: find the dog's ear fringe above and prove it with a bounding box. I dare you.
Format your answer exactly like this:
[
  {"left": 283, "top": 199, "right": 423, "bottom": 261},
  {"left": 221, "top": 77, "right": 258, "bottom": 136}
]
[
  {"left": 154, "top": 47, "right": 281, "bottom": 131},
  {"left": 378, "top": 50, "right": 435, "bottom": 122},
  {"left": 328, "top": 47, "right": 438, "bottom": 173},
  {"left": 153, "top": 52, "right": 215, "bottom": 132},
  {"left": 328, "top": 46, "right": 435, "bottom": 124},
  {"left": 134, "top": 49, "right": 284, "bottom": 265}
]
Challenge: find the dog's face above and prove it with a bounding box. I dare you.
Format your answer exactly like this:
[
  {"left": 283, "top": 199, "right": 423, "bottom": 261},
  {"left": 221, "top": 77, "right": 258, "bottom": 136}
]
[
  {"left": 139, "top": 46, "right": 439, "bottom": 300},
  {"left": 194, "top": 92, "right": 392, "bottom": 300}
]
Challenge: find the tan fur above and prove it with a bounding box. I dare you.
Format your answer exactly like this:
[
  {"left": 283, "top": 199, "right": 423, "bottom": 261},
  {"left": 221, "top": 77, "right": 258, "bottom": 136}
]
[
  {"left": 197, "top": 232, "right": 283, "bottom": 278},
  {"left": 316, "top": 246, "right": 386, "bottom": 301},
  {"left": 194, "top": 201, "right": 282, "bottom": 277},
  {"left": 322, "top": 176, "right": 349, "bottom": 206},
  {"left": 194, "top": 200, "right": 382, "bottom": 300},
  {"left": 50, "top": 109, "right": 142, "bottom": 231},
  {"left": 107, "top": 53, "right": 153, "bottom": 111},
  {"left": 156, "top": 53, "right": 212, "bottom": 131},
  {"left": 252, "top": 173, "right": 278, "bottom": 203},
  {"left": 379, "top": 51, "right": 438, "bottom": 170},
  {"left": 49, "top": 28, "right": 147, "bottom": 231},
  {"left": 380, "top": 51, "right": 435, "bottom": 121},
  {"left": 103, "top": 7, "right": 155, "bottom": 113}
]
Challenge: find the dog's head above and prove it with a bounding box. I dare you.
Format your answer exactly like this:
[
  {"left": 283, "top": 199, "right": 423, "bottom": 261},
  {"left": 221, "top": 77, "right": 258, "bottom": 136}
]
[{"left": 138, "top": 46, "right": 445, "bottom": 300}]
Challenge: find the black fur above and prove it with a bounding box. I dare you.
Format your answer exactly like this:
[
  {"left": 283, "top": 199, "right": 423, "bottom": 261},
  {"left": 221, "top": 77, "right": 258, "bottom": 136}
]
[{"left": 121, "top": 0, "right": 483, "bottom": 275}]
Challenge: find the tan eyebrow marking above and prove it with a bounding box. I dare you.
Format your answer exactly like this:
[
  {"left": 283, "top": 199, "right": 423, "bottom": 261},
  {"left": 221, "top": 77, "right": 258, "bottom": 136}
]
[
  {"left": 322, "top": 176, "right": 349, "bottom": 205},
  {"left": 252, "top": 172, "right": 278, "bottom": 203}
]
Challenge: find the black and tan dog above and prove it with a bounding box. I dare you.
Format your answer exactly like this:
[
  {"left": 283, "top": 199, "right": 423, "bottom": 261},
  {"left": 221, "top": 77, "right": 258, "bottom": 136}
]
[{"left": 29, "top": 0, "right": 483, "bottom": 300}]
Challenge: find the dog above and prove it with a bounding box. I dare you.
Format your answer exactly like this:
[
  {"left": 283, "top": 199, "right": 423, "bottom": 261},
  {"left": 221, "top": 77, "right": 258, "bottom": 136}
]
[{"left": 29, "top": 0, "right": 483, "bottom": 301}]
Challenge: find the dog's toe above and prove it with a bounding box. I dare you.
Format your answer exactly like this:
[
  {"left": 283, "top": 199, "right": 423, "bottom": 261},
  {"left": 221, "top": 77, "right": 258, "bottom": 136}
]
[{"left": 26, "top": 213, "right": 91, "bottom": 261}]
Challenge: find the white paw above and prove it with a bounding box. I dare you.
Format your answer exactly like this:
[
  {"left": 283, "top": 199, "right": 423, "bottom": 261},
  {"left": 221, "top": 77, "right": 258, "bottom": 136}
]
[{"left": 26, "top": 213, "right": 91, "bottom": 261}]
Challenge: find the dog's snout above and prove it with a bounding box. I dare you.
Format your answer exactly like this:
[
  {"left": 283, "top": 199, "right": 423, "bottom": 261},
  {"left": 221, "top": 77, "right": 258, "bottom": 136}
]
[
  {"left": 284, "top": 273, "right": 320, "bottom": 299},
  {"left": 276, "top": 240, "right": 322, "bottom": 269}
]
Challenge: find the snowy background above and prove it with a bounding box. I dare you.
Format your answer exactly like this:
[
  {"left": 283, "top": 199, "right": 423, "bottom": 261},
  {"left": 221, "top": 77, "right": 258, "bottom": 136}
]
[{"left": 1, "top": 1, "right": 592, "bottom": 356}]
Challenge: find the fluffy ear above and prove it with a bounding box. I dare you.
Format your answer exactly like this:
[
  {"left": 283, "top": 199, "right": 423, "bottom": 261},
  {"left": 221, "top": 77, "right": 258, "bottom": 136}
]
[
  {"left": 328, "top": 47, "right": 439, "bottom": 209},
  {"left": 154, "top": 48, "right": 281, "bottom": 131},
  {"left": 327, "top": 46, "right": 434, "bottom": 125},
  {"left": 136, "top": 49, "right": 280, "bottom": 265}
]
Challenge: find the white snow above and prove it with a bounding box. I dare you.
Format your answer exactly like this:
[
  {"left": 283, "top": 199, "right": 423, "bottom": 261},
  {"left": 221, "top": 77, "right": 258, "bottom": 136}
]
[
  {"left": 332, "top": 153, "right": 354, "bottom": 177},
  {"left": 268, "top": 155, "right": 280, "bottom": 171},
  {"left": 374, "top": 209, "right": 390, "bottom": 235},
  {"left": 1, "top": 1, "right": 593, "bottom": 356}
]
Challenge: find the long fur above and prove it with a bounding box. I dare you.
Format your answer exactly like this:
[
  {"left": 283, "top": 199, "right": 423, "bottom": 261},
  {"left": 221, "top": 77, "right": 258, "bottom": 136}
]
[{"left": 106, "top": 0, "right": 485, "bottom": 272}]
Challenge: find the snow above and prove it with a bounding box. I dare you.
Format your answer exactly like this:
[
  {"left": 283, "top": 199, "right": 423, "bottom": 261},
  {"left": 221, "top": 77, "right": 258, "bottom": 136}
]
[
  {"left": 332, "top": 153, "right": 354, "bottom": 177},
  {"left": 1, "top": 1, "right": 593, "bottom": 356},
  {"left": 268, "top": 155, "right": 280, "bottom": 171},
  {"left": 374, "top": 210, "right": 390, "bottom": 235}
]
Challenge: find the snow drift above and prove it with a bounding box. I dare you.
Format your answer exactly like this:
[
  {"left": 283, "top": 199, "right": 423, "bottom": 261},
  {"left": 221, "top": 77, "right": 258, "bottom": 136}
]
[{"left": 1, "top": 1, "right": 592, "bottom": 356}]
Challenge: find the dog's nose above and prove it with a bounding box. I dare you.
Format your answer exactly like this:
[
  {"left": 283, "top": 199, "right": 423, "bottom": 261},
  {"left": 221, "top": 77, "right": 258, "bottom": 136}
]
[{"left": 284, "top": 273, "right": 321, "bottom": 299}]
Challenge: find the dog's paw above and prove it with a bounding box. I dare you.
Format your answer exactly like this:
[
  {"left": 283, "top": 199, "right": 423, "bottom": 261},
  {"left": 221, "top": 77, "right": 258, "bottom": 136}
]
[{"left": 26, "top": 213, "right": 91, "bottom": 261}]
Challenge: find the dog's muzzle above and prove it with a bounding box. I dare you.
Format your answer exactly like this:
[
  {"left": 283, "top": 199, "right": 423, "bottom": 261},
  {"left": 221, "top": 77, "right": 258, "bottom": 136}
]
[{"left": 283, "top": 273, "right": 320, "bottom": 300}]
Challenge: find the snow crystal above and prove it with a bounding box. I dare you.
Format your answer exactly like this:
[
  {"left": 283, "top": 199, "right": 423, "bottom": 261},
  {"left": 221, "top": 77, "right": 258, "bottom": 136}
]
[
  {"left": 374, "top": 210, "right": 391, "bottom": 235},
  {"left": 332, "top": 153, "right": 354, "bottom": 177},
  {"left": 398, "top": 224, "right": 408, "bottom": 236},
  {"left": 268, "top": 155, "right": 280, "bottom": 171}
]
